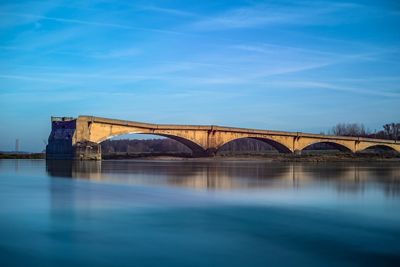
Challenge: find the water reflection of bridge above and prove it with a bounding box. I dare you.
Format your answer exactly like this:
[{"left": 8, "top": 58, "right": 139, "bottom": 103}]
[{"left": 46, "top": 160, "right": 400, "bottom": 196}]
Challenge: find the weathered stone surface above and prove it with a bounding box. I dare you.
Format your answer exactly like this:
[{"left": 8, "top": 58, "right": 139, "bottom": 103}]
[{"left": 73, "top": 141, "right": 101, "bottom": 160}]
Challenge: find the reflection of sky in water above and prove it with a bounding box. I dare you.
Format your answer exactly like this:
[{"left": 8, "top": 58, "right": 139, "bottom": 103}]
[{"left": 0, "top": 160, "right": 400, "bottom": 266}]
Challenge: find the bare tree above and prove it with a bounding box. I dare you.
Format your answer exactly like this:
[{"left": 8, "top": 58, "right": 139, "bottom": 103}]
[
  {"left": 330, "top": 123, "right": 368, "bottom": 137},
  {"left": 383, "top": 123, "right": 400, "bottom": 140}
]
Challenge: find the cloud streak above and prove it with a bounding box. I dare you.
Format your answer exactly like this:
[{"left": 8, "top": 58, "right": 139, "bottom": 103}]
[
  {"left": 140, "top": 5, "right": 197, "bottom": 17},
  {"left": 269, "top": 81, "right": 400, "bottom": 98},
  {"left": 0, "top": 74, "right": 76, "bottom": 84},
  {"left": 0, "top": 12, "right": 181, "bottom": 35},
  {"left": 191, "top": 2, "right": 363, "bottom": 30}
]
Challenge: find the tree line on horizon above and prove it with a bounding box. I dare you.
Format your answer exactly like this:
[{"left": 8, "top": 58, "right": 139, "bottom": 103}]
[{"left": 326, "top": 122, "right": 400, "bottom": 140}]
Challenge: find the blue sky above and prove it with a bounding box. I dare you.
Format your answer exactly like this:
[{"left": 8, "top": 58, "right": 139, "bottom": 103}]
[{"left": 0, "top": 0, "right": 399, "bottom": 152}]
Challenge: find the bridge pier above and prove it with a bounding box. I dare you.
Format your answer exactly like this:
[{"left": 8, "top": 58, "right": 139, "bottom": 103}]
[
  {"left": 192, "top": 148, "right": 217, "bottom": 157},
  {"left": 294, "top": 149, "right": 302, "bottom": 155},
  {"left": 46, "top": 117, "right": 101, "bottom": 160},
  {"left": 205, "top": 148, "right": 218, "bottom": 157},
  {"left": 73, "top": 141, "right": 102, "bottom": 160}
]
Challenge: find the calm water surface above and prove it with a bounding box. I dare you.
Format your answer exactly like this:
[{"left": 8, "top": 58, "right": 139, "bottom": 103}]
[{"left": 0, "top": 159, "right": 399, "bottom": 266}]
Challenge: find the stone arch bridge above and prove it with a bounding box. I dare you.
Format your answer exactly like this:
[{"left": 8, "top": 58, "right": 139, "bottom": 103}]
[{"left": 46, "top": 116, "right": 400, "bottom": 160}]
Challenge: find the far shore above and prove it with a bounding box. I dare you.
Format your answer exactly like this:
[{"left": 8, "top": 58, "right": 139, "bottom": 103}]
[
  {"left": 101, "top": 153, "right": 400, "bottom": 162},
  {"left": 0, "top": 153, "right": 45, "bottom": 159},
  {"left": 1, "top": 152, "right": 399, "bottom": 162}
]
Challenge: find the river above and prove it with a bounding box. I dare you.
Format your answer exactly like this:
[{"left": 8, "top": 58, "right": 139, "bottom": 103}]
[{"left": 0, "top": 159, "right": 399, "bottom": 266}]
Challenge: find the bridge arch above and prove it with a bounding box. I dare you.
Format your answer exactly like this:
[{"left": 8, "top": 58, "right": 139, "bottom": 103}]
[
  {"left": 359, "top": 144, "right": 400, "bottom": 153},
  {"left": 156, "top": 134, "right": 208, "bottom": 156},
  {"left": 95, "top": 131, "right": 207, "bottom": 157},
  {"left": 216, "top": 137, "right": 292, "bottom": 154},
  {"left": 300, "top": 141, "right": 353, "bottom": 153}
]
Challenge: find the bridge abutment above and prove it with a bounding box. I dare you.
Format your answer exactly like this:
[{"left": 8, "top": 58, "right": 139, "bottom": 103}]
[
  {"left": 46, "top": 117, "right": 101, "bottom": 160},
  {"left": 46, "top": 117, "right": 76, "bottom": 160},
  {"left": 46, "top": 139, "right": 74, "bottom": 160},
  {"left": 47, "top": 142, "right": 101, "bottom": 160}
]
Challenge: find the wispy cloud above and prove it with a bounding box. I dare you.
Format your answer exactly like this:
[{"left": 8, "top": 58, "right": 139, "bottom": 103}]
[
  {"left": 270, "top": 81, "right": 400, "bottom": 98},
  {"left": 140, "top": 6, "right": 196, "bottom": 17},
  {"left": 0, "top": 45, "right": 32, "bottom": 52},
  {"left": 12, "top": 26, "right": 84, "bottom": 51},
  {"left": 91, "top": 47, "right": 141, "bottom": 59},
  {"left": 0, "top": 74, "right": 75, "bottom": 84},
  {"left": 1, "top": 46, "right": 387, "bottom": 89},
  {"left": 230, "top": 43, "right": 340, "bottom": 58},
  {"left": 191, "top": 2, "right": 363, "bottom": 30},
  {"left": 0, "top": 11, "right": 180, "bottom": 35},
  {"left": 45, "top": 47, "right": 142, "bottom": 59},
  {"left": 0, "top": 1, "right": 60, "bottom": 28},
  {"left": 228, "top": 43, "right": 395, "bottom": 77}
]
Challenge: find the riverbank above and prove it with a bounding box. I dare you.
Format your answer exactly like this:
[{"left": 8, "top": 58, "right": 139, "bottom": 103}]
[
  {"left": 2, "top": 152, "right": 399, "bottom": 162},
  {"left": 0, "top": 153, "right": 45, "bottom": 159},
  {"left": 102, "top": 153, "right": 400, "bottom": 162}
]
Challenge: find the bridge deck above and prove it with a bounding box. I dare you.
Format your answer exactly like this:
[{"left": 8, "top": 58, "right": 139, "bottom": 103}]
[{"left": 80, "top": 116, "right": 398, "bottom": 144}]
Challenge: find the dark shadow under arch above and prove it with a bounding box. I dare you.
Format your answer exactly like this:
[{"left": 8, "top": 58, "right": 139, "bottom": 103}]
[
  {"left": 217, "top": 137, "right": 292, "bottom": 154},
  {"left": 302, "top": 142, "right": 352, "bottom": 153},
  {"left": 99, "top": 132, "right": 207, "bottom": 157},
  {"left": 155, "top": 134, "right": 207, "bottom": 156},
  {"left": 360, "top": 145, "right": 398, "bottom": 153}
]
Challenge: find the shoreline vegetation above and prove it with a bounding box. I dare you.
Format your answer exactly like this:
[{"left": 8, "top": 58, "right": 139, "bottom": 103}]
[
  {"left": 102, "top": 152, "right": 400, "bottom": 162},
  {"left": 0, "top": 153, "right": 45, "bottom": 159},
  {"left": 1, "top": 152, "right": 399, "bottom": 162}
]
